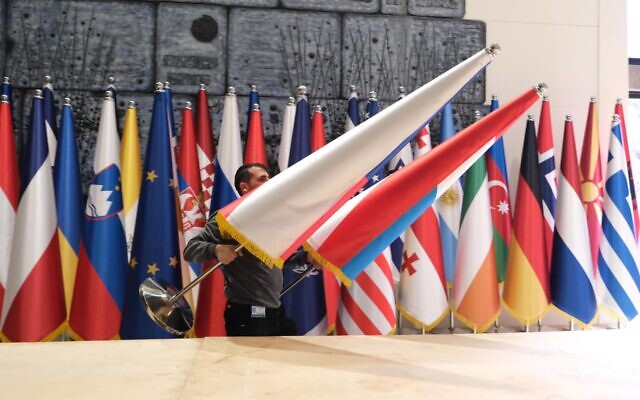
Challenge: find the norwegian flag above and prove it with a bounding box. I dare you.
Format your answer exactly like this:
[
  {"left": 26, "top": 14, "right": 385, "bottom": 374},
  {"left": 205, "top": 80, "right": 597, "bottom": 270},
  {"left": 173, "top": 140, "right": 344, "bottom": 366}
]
[
  {"left": 1, "top": 91, "right": 66, "bottom": 342},
  {"left": 537, "top": 96, "right": 557, "bottom": 271},
  {"left": 336, "top": 249, "right": 396, "bottom": 335},
  {"left": 399, "top": 125, "right": 448, "bottom": 330},
  {"left": 0, "top": 95, "right": 19, "bottom": 318},
  {"left": 195, "top": 84, "right": 216, "bottom": 217}
]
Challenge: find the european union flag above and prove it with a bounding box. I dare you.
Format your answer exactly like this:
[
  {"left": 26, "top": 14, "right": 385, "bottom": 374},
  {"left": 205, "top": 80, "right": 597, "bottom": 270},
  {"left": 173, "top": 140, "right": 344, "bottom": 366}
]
[{"left": 120, "top": 88, "right": 183, "bottom": 339}]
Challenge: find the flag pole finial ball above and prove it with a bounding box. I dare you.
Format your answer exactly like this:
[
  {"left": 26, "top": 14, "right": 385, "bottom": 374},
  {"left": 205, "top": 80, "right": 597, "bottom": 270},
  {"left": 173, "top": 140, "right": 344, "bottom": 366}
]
[
  {"left": 491, "top": 94, "right": 498, "bottom": 101},
  {"left": 398, "top": 85, "right": 406, "bottom": 94},
  {"left": 250, "top": 84, "right": 257, "bottom": 91},
  {"left": 534, "top": 82, "right": 548, "bottom": 96},
  {"left": 287, "top": 96, "right": 295, "bottom": 105},
  {"left": 487, "top": 43, "right": 501, "bottom": 56},
  {"left": 314, "top": 104, "right": 323, "bottom": 113},
  {"left": 1, "top": 95, "right": 8, "bottom": 103},
  {"left": 164, "top": 81, "right": 171, "bottom": 89},
  {"left": 104, "top": 90, "right": 113, "bottom": 99},
  {"left": 527, "top": 113, "right": 534, "bottom": 121},
  {"left": 252, "top": 103, "right": 260, "bottom": 111},
  {"left": 34, "top": 89, "right": 43, "bottom": 98},
  {"left": 128, "top": 100, "right": 137, "bottom": 109},
  {"left": 297, "top": 85, "right": 308, "bottom": 96},
  {"left": 565, "top": 114, "right": 573, "bottom": 121},
  {"left": 155, "top": 82, "right": 164, "bottom": 91},
  {"left": 473, "top": 110, "right": 482, "bottom": 120},
  {"left": 3, "top": 76, "right": 10, "bottom": 84},
  {"left": 63, "top": 97, "right": 72, "bottom": 106},
  {"left": 199, "top": 83, "right": 207, "bottom": 90},
  {"left": 227, "top": 86, "right": 236, "bottom": 95},
  {"left": 613, "top": 114, "right": 620, "bottom": 123},
  {"left": 616, "top": 98, "right": 623, "bottom": 104},
  {"left": 107, "top": 76, "right": 116, "bottom": 84},
  {"left": 349, "top": 84, "right": 357, "bottom": 92},
  {"left": 368, "top": 90, "right": 377, "bottom": 100},
  {"left": 43, "top": 75, "right": 52, "bottom": 84},
  {"left": 542, "top": 94, "right": 549, "bottom": 101},
  {"left": 590, "top": 96, "right": 597, "bottom": 102},
  {"left": 185, "top": 101, "right": 192, "bottom": 109}
]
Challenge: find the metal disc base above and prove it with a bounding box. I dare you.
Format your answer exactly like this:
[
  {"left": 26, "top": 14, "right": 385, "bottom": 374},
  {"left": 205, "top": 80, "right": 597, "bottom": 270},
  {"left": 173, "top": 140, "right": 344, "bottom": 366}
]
[{"left": 139, "top": 277, "right": 194, "bottom": 336}]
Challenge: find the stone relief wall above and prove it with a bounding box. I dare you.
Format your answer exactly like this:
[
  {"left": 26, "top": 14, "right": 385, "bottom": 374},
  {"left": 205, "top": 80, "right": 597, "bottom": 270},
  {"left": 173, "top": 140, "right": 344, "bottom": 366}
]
[{"left": 0, "top": 0, "right": 484, "bottom": 186}]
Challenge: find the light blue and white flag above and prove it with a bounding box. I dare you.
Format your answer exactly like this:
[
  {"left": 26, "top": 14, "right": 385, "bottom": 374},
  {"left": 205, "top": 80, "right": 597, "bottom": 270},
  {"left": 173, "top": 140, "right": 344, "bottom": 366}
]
[{"left": 597, "top": 115, "right": 640, "bottom": 322}]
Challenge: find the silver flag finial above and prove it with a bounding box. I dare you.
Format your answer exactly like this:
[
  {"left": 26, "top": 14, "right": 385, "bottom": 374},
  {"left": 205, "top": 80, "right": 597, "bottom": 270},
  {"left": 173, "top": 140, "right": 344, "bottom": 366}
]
[
  {"left": 104, "top": 90, "right": 113, "bottom": 99},
  {"left": 368, "top": 90, "right": 377, "bottom": 100},
  {"left": 590, "top": 96, "right": 597, "bottom": 102},
  {"left": 34, "top": 89, "right": 43, "bottom": 98},
  {"left": 527, "top": 113, "right": 534, "bottom": 121},
  {"left": 613, "top": 114, "right": 620, "bottom": 122},
  {"left": 128, "top": 100, "right": 136, "bottom": 109},
  {"left": 252, "top": 103, "right": 260, "bottom": 111},
  {"left": 349, "top": 84, "right": 356, "bottom": 92},
  {"left": 43, "top": 75, "right": 52, "bottom": 84},
  {"left": 155, "top": 82, "right": 164, "bottom": 91},
  {"left": 185, "top": 101, "right": 193, "bottom": 110},
  {"left": 3, "top": 77, "right": 10, "bottom": 84},
  {"left": 616, "top": 98, "right": 623, "bottom": 104},
  {"left": 63, "top": 97, "right": 72, "bottom": 106},
  {"left": 473, "top": 110, "right": 482, "bottom": 120},
  {"left": 297, "top": 85, "right": 308, "bottom": 96},
  {"left": 1, "top": 95, "right": 8, "bottom": 103},
  {"left": 565, "top": 114, "right": 573, "bottom": 121},
  {"left": 314, "top": 104, "right": 323, "bottom": 113},
  {"left": 107, "top": 76, "right": 116, "bottom": 84},
  {"left": 487, "top": 43, "right": 501, "bottom": 56},
  {"left": 287, "top": 96, "right": 295, "bottom": 105},
  {"left": 227, "top": 86, "right": 236, "bottom": 95}
]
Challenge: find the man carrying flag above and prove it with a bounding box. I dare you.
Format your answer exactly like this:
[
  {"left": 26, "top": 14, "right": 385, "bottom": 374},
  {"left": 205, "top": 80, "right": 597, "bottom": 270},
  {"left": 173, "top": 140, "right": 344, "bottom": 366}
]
[{"left": 184, "top": 163, "right": 311, "bottom": 336}]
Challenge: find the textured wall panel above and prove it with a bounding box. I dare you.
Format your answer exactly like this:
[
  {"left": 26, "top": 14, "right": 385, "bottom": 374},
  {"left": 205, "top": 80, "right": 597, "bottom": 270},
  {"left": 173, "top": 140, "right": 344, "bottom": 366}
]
[
  {"left": 6, "top": 1, "right": 154, "bottom": 91},
  {"left": 157, "top": 3, "right": 227, "bottom": 95},
  {"left": 228, "top": 8, "right": 341, "bottom": 98},
  {"left": 342, "top": 14, "right": 485, "bottom": 102},
  {"left": 381, "top": 0, "right": 408, "bottom": 15},
  {"left": 281, "top": 0, "right": 378, "bottom": 13},
  {"left": 408, "top": 0, "right": 465, "bottom": 17},
  {"left": 0, "top": 1, "right": 5, "bottom": 78},
  {"left": 144, "top": 0, "right": 277, "bottom": 6}
]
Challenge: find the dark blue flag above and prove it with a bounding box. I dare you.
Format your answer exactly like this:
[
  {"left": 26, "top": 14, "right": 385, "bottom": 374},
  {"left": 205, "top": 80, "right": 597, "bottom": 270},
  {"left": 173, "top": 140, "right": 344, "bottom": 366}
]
[
  {"left": 281, "top": 85, "right": 327, "bottom": 335},
  {"left": 120, "top": 88, "right": 183, "bottom": 339}
]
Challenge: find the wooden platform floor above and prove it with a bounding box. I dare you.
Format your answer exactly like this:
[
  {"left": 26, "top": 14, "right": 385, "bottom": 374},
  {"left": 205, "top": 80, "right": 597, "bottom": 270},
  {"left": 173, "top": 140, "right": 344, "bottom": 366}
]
[{"left": 0, "top": 329, "right": 638, "bottom": 399}]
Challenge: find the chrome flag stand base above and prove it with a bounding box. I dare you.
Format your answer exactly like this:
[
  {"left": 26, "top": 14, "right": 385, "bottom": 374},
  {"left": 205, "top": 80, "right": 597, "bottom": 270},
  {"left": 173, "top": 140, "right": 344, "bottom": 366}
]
[{"left": 139, "top": 277, "right": 195, "bottom": 336}]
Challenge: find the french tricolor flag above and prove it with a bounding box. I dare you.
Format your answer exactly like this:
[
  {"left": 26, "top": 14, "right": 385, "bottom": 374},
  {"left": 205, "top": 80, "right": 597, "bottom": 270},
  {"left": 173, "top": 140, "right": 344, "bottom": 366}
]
[{"left": 1, "top": 91, "right": 66, "bottom": 342}]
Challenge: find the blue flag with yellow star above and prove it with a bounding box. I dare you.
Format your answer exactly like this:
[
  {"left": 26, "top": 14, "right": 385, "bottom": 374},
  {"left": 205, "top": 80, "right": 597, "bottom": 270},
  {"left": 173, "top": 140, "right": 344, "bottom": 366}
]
[{"left": 120, "top": 88, "right": 183, "bottom": 339}]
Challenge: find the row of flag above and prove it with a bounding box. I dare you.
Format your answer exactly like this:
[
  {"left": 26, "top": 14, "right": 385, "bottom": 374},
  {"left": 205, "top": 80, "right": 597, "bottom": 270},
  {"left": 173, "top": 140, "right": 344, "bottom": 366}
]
[{"left": 0, "top": 42, "right": 637, "bottom": 341}]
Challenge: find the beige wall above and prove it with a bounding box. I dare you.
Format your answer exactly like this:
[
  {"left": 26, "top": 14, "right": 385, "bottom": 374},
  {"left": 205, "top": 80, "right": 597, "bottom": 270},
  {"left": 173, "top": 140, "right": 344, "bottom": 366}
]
[{"left": 465, "top": 0, "right": 628, "bottom": 195}]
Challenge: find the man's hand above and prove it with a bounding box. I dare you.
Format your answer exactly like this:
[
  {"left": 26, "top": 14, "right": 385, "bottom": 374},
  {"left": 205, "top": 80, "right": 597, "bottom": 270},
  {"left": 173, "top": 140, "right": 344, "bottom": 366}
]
[{"left": 215, "top": 244, "right": 242, "bottom": 265}]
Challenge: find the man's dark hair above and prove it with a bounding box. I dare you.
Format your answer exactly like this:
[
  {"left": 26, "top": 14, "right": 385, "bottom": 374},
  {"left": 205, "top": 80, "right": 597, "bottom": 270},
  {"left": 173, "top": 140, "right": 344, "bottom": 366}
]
[{"left": 234, "top": 163, "right": 269, "bottom": 193}]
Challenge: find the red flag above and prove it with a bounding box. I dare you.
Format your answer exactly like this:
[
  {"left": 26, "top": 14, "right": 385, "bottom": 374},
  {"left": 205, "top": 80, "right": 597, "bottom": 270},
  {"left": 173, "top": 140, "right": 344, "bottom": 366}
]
[
  {"left": 614, "top": 99, "right": 640, "bottom": 241},
  {"left": 244, "top": 104, "right": 267, "bottom": 165},
  {"left": 536, "top": 97, "right": 557, "bottom": 271},
  {"left": 502, "top": 115, "right": 550, "bottom": 325},
  {"left": 580, "top": 97, "right": 603, "bottom": 274},
  {"left": 196, "top": 84, "right": 216, "bottom": 217},
  {"left": 0, "top": 98, "right": 19, "bottom": 315}
]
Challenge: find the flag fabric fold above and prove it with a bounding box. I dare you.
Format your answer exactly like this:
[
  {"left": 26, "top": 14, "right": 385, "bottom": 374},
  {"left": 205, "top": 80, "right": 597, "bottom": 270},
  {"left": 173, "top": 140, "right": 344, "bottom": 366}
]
[
  {"left": 596, "top": 115, "right": 640, "bottom": 322},
  {"left": 398, "top": 126, "right": 448, "bottom": 331},
  {"left": 278, "top": 97, "right": 296, "bottom": 173},
  {"left": 0, "top": 96, "right": 19, "bottom": 317},
  {"left": 1, "top": 92, "right": 66, "bottom": 342},
  {"left": 216, "top": 47, "right": 499, "bottom": 268},
  {"left": 550, "top": 116, "right": 597, "bottom": 325},
  {"left": 435, "top": 102, "right": 462, "bottom": 285},
  {"left": 120, "top": 88, "right": 183, "bottom": 339},
  {"left": 307, "top": 87, "right": 541, "bottom": 285},
  {"left": 502, "top": 116, "right": 550, "bottom": 325},
  {"left": 345, "top": 86, "right": 360, "bottom": 132},
  {"left": 69, "top": 93, "right": 128, "bottom": 340},
  {"left": 614, "top": 99, "right": 640, "bottom": 241},
  {"left": 43, "top": 77, "right": 58, "bottom": 167},
  {"left": 194, "top": 87, "right": 243, "bottom": 337},
  {"left": 537, "top": 97, "right": 557, "bottom": 271},
  {"left": 196, "top": 84, "right": 216, "bottom": 217},
  {"left": 452, "top": 122, "right": 500, "bottom": 332},
  {"left": 244, "top": 104, "right": 267, "bottom": 165},
  {"left": 485, "top": 96, "right": 512, "bottom": 282},
  {"left": 280, "top": 88, "right": 327, "bottom": 335},
  {"left": 54, "top": 99, "right": 83, "bottom": 321},
  {"left": 121, "top": 101, "right": 142, "bottom": 258},
  {"left": 580, "top": 98, "right": 604, "bottom": 274}
]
